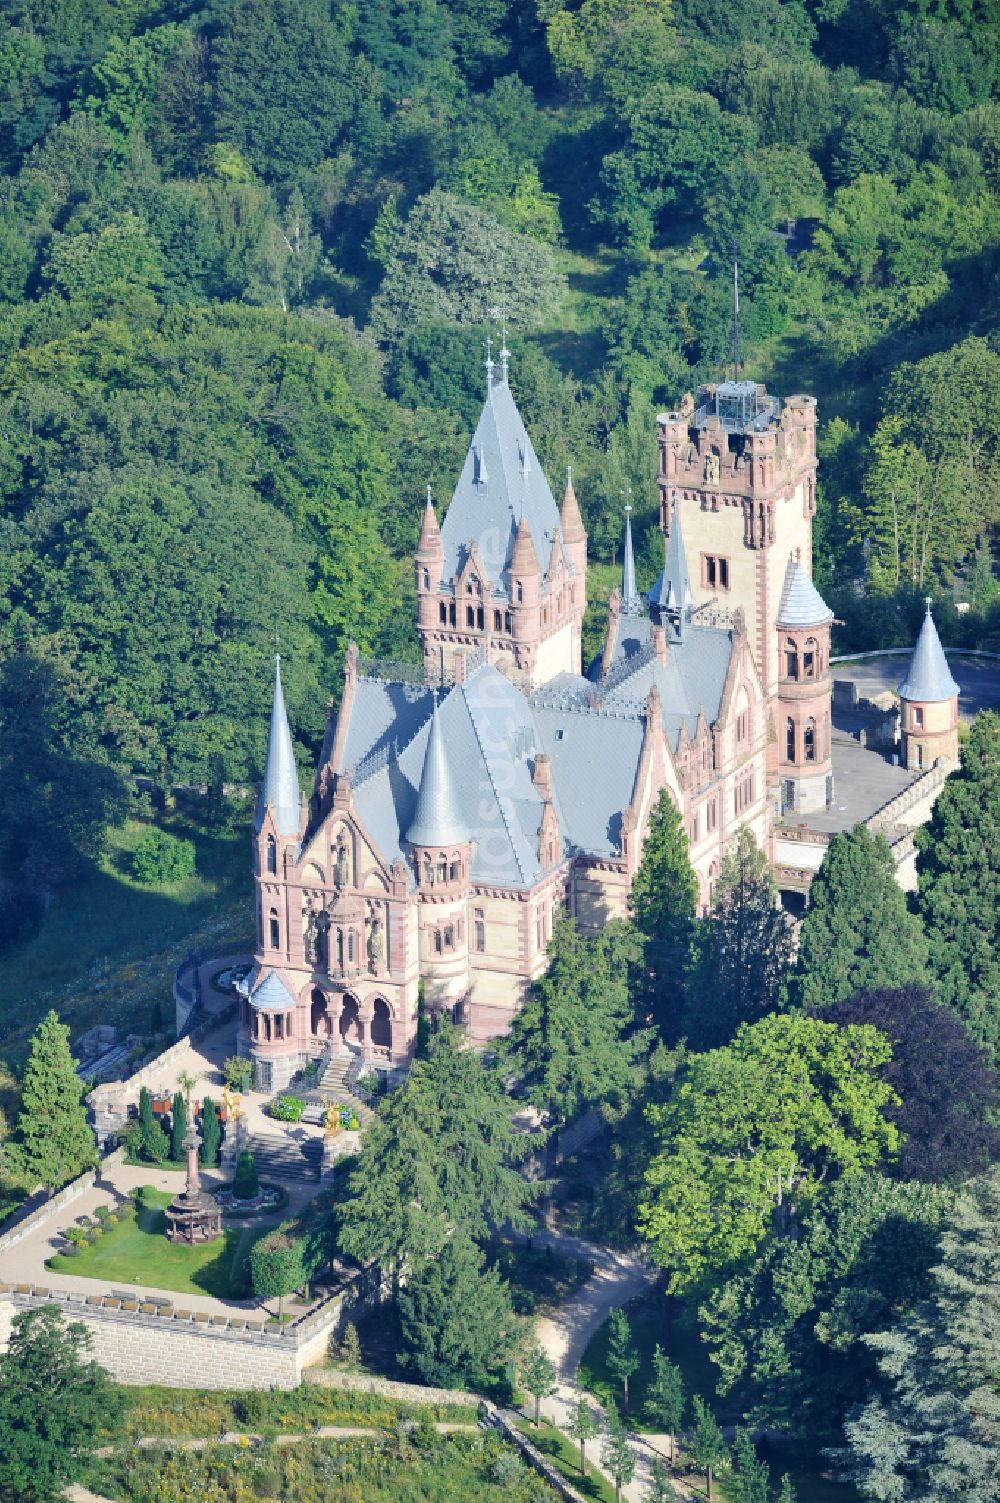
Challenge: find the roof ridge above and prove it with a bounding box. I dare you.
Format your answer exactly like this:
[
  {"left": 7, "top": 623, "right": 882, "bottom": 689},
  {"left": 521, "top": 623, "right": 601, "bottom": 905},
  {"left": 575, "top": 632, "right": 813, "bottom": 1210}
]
[{"left": 460, "top": 682, "right": 533, "bottom": 883}]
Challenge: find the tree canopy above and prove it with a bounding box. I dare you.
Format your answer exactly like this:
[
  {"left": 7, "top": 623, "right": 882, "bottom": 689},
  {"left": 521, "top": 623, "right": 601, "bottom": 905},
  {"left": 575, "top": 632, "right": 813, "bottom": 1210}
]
[{"left": 5, "top": 1012, "right": 96, "bottom": 1192}]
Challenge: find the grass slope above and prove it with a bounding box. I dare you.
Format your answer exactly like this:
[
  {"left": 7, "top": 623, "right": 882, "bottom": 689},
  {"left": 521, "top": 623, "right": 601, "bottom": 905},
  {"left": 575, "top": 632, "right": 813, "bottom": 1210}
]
[{"left": 0, "top": 812, "right": 253, "bottom": 1059}]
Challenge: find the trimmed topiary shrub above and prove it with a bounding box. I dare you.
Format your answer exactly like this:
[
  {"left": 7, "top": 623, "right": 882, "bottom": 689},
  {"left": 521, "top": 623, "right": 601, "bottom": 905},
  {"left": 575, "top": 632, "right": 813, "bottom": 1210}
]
[
  {"left": 232, "top": 1150, "right": 260, "bottom": 1200},
  {"left": 131, "top": 828, "right": 196, "bottom": 885}
]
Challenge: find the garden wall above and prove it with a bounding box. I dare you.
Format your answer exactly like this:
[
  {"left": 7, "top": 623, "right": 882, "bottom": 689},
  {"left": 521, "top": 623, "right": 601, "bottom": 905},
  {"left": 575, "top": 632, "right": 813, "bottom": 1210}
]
[
  {"left": 0, "top": 1149, "right": 126, "bottom": 1255},
  {"left": 0, "top": 1260, "right": 390, "bottom": 1390}
]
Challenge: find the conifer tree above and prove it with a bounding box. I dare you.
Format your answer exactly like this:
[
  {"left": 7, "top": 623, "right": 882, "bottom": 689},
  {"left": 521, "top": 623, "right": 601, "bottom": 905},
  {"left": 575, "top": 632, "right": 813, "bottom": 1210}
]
[
  {"left": 169, "top": 1090, "right": 187, "bottom": 1161},
  {"left": 568, "top": 1395, "right": 600, "bottom": 1474},
  {"left": 689, "top": 1395, "right": 727, "bottom": 1501},
  {"left": 645, "top": 1344, "right": 685, "bottom": 1459},
  {"left": 200, "top": 1096, "right": 221, "bottom": 1167},
  {"left": 833, "top": 1168, "right": 1000, "bottom": 1500},
  {"left": 645, "top": 1459, "right": 675, "bottom": 1503},
  {"left": 629, "top": 788, "right": 698, "bottom": 1034},
  {"left": 915, "top": 711, "right": 1000, "bottom": 1061},
  {"left": 601, "top": 1402, "right": 637, "bottom": 1503},
  {"left": 397, "top": 1230, "right": 517, "bottom": 1390},
  {"left": 788, "top": 824, "right": 928, "bottom": 1012},
  {"left": 137, "top": 1086, "right": 168, "bottom": 1164},
  {"left": 7, "top": 1012, "right": 96, "bottom": 1192},
  {"left": 607, "top": 1307, "right": 640, "bottom": 1409},
  {"left": 687, "top": 827, "right": 794, "bottom": 1049},
  {"left": 729, "top": 1430, "right": 771, "bottom": 1503}
]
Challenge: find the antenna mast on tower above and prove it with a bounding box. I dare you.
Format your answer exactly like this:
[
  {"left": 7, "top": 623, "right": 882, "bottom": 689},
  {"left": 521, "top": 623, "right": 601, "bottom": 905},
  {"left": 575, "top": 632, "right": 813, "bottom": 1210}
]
[{"left": 731, "top": 241, "right": 741, "bottom": 384}]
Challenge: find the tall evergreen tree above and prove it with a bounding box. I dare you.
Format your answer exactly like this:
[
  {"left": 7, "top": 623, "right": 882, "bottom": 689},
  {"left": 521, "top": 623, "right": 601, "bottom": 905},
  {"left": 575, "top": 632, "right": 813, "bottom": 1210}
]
[
  {"left": 200, "top": 1096, "right": 221, "bottom": 1167},
  {"left": 601, "top": 1402, "right": 637, "bottom": 1503},
  {"left": 686, "top": 826, "right": 794, "bottom": 1050},
  {"left": 339, "top": 1024, "right": 536, "bottom": 1274},
  {"left": 833, "top": 1168, "right": 1000, "bottom": 1501},
  {"left": 915, "top": 711, "right": 1000, "bottom": 1061},
  {"left": 397, "top": 1230, "right": 517, "bottom": 1390},
  {"left": 606, "top": 1307, "right": 640, "bottom": 1409},
  {"left": 629, "top": 788, "right": 698, "bottom": 1035},
  {"left": 6, "top": 1012, "right": 96, "bottom": 1193},
  {"left": 502, "top": 917, "right": 645, "bottom": 1125},
  {"left": 644, "top": 1344, "right": 685, "bottom": 1459},
  {"left": 788, "top": 824, "right": 928, "bottom": 1013},
  {"left": 689, "top": 1396, "right": 727, "bottom": 1501},
  {"left": 169, "top": 1090, "right": 187, "bottom": 1162}
]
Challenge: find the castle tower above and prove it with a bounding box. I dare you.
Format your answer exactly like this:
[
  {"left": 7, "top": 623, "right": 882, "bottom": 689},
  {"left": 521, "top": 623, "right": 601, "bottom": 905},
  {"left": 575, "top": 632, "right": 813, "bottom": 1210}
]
[
  {"left": 417, "top": 353, "right": 586, "bottom": 688},
  {"left": 898, "top": 601, "right": 959, "bottom": 770},
  {"left": 253, "top": 656, "right": 304, "bottom": 964},
  {"left": 774, "top": 559, "right": 833, "bottom": 813},
  {"left": 657, "top": 383, "right": 817, "bottom": 696},
  {"left": 406, "top": 695, "right": 473, "bottom": 1013}
]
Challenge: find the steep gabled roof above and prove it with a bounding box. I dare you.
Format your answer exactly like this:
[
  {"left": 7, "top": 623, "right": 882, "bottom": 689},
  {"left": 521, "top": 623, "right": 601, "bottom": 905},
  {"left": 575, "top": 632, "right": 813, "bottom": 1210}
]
[
  {"left": 898, "top": 603, "right": 959, "bottom": 703},
  {"left": 255, "top": 658, "right": 301, "bottom": 836},
  {"left": 649, "top": 502, "right": 693, "bottom": 628},
  {"left": 776, "top": 559, "right": 833, "bottom": 628},
  {"left": 439, "top": 376, "right": 563, "bottom": 586}
]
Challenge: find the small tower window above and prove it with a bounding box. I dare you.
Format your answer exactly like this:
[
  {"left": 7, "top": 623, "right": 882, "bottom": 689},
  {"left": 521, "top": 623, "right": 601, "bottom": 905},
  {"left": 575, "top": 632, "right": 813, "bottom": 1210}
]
[
  {"left": 449, "top": 859, "right": 459, "bottom": 881},
  {"left": 504, "top": 611, "right": 513, "bottom": 633},
  {"left": 423, "top": 857, "right": 433, "bottom": 886},
  {"left": 805, "top": 718, "right": 816, "bottom": 762},
  {"left": 449, "top": 603, "right": 456, "bottom": 626},
  {"left": 422, "top": 569, "right": 430, "bottom": 590},
  {"left": 266, "top": 834, "right": 277, "bottom": 874},
  {"left": 515, "top": 583, "right": 523, "bottom": 604},
  {"left": 786, "top": 719, "right": 796, "bottom": 761},
  {"left": 347, "top": 930, "right": 355, "bottom": 962},
  {"left": 914, "top": 706, "right": 924, "bottom": 728},
  {"left": 269, "top": 909, "right": 280, "bottom": 949},
  {"left": 803, "top": 640, "right": 816, "bottom": 678},
  {"left": 474, "top": 909, "right": 485, "bottom": 952},
  {"left": 444, "top": 925, "right": 454, "bottom": 949},
  {"left": 433, "top": 930, "right": 442, "bottom": 954},
  {"left": 439, "top": 602, "right": 447, "bottom": 624},
  {"left": 337, "top": 930, "right": 344, "bottom": 968},
  {"left": 494, "top": 609, "right": 502, "bottom": 631},
  {"left": 467, "top": 605, "right": 476, "bottom": 628},
  {"left": 785, "top": 648, "right": 798, "bottom": 680},
  {"left": 438, "top": 857, "right": 448, "bottom": 882}
]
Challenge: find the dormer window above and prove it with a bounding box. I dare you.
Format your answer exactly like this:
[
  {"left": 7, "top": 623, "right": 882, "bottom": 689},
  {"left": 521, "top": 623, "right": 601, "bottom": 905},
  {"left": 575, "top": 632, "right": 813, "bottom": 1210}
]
[{"left": 473, "top": 447, "right": 487, "bottom": 486}]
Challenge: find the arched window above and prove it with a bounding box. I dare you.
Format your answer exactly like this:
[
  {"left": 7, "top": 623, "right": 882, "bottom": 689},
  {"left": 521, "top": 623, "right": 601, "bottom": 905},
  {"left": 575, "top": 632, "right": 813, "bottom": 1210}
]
[
  {"left": 803, "top": 639, "right": 816, "bottom": 678},
  {"left": 423, "top": 857, "right": 434, "bottom": 886},
  {"left": 422, "top": 569, "right": 430, "bottom": 590},
  {"left": 785, "top": 642, "right": 798, "bottom": 680},
  {"left": 449, "top": 859, "right": 459, "bottom": 881},
  {"left": 437, "top": 857, "right": 448, "bottom": 882},
  {"left": 474, "top": 909, "right": 485, "bottom": 952},
  {"left": 433, "top": 930, "right": 442, "bottom": 954},
  {"left": 266, "top": 835, "right": 277, "bottom": 874},
  {"left": 439, "top": 601, "right": 447, "bottom": 624},
  {"left": 466, "top": 605, "right": 476, "bottom": 628},
  {"left": 347, "top": 930, "right": 355, "bottom": 962},
  {"left": 269, "top": 909, "right": 280, "bottom": 949},
  {"left": 337, "top": 929, "right": 344, "bottom": 969},
  {"left": 515, "top": 582, "right": 523, "bottom": 604},
  {"left": 805, "top": 719, "right": 816, "bottom": 761},
  {"left": 786, "top": 719, "right": 796, "bottom": 761}
]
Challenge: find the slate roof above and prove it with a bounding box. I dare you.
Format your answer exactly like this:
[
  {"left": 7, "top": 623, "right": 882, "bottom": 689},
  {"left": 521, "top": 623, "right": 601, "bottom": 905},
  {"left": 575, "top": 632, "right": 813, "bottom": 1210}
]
[
  {"left": 620, "top": 511, "right": 643, "bottom": 616},
  {"left": 250, "top": 969, "right": 296, "bottom": 1011},
  {"left": 406, "top": 698, "right": 467, "bottom": 847},
  {"left": 255, "top": 658, "right": 301, "bottom": 836},
  {"left": 776, "top": 559, "right": 833, "bottom": 628},
  {"left": 649, "top": 502, "right": 693, "bottom": 623},
  {"left": 439, "top": 375, "right": 565, "bottom": 587},
  {"left": 898, "top": 604, "right": 959, "bottom": 703},
  {"left": 329, "top": 663, "right": 650, "bottom": 888}
]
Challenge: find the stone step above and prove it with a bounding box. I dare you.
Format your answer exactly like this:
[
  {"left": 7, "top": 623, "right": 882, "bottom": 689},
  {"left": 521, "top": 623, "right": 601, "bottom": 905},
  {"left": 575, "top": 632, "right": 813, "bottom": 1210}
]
[{"left": 248, "top": 1135, "right": 323, "bottom": 1184}]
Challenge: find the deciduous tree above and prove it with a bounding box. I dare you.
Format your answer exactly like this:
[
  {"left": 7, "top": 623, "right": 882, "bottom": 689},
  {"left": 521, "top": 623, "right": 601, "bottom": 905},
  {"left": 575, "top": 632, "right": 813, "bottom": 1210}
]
[
  {"left": 601, "top": 1402, "right": 637, "bottom": 1503},
  {"left": 0, "top": 1306, "right": 124, "bottom": 1502},
  {"left": 519, "top": 1341, "right": 558, "bottom": 1426},
  {"left": 568, "top": 1395, "right": 600, "bottom": 1474},
  {"left": 606, "top": 1307, "right": 640, "bottom": 1410},
  {"left": 644, "top": 1344, "right": 685, "bottom": 1459},
  {"left": 249, "top": 1230, "right": 304, "bottom": 1320},
  {"left": 689, "top": 1396, "right": 727, "bottom": 1501}
]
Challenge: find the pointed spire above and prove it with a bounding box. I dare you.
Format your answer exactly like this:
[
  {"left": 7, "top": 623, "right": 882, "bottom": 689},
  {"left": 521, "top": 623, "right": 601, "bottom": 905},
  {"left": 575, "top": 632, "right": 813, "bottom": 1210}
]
[
  {"left": 649, "top": 500, "right": 693, "bottom": 637},
  {"left": 898, "top": 600, "right": 959, "bottom": 703},
  {"left": 499, "top": 319, "right": 510, "bottom": 385},
  {"left": 256, "top": 657, "right": 301, "bottom": 835},
  {"left": 620, "top": 505, "right": 643, "bottom": 617},
  {"left": 406, "top": 696, "right": 466, "bottom": 847},
  {"left": 416, "top": 484, "right": 443, "bottom": 559},
  {"left": 776, "top": 557, "right": 832, "bottom": 628},
  {"left": 560, "top": 466, "right": 585, "bottom": 544},
  {"left": 485, "top": 334, "right": 494, "bottom": 393}
]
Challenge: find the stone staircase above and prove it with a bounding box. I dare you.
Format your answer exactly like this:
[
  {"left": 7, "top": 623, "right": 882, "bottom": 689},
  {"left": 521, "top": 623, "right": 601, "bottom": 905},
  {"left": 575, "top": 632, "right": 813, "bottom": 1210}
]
[
  {"left": 248, "top": 1131, "right": 324, "bottom": 1187},
  {"left": 314, "top": 1052, "right": 376, "bottom": 1126}
]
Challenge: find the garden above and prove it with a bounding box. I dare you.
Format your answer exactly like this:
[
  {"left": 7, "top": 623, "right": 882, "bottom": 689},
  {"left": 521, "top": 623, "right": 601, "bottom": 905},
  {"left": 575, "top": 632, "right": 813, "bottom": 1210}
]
[
  {"left": 82, "top": 1427, "right": 560, "bottom": 1503},
  {"left": 47, "top": 1187, "right": 268, "bottom": 1300}
]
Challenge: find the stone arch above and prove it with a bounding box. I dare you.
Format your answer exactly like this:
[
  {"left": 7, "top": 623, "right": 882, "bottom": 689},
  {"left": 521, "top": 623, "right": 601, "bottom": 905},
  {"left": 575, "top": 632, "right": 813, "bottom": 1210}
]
[
  {"left": 340, "top": 993, "right": 361, "bottom": 1045},
  {"left": 311, "top": 987, "right": 330, "bottom": 1038},
  {"left": 302, "top": 861, "right": 325, "bottom": 886},
  {"left": 371, "top": 997, "right": 392, "bottom": 1050}
]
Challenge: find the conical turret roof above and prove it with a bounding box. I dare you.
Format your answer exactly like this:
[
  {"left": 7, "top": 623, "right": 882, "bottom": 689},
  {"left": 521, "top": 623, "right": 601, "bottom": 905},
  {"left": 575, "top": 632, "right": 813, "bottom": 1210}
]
[
  {"left": 560, "top": 468, "right": 585, "bottom": 544},
  {"left": 776, "top": 559, "right": 833, "bottom": 628},
  {"left": 898, "top": 602, "right": 959, "bottom": 703},
  {"left": 255, "top": 658, "right": 301, "bottom": 836},
  {"left": 406, "top": 697, "right": 467, "bottom": 848},
  {"left": 416, "top": 486, "right": 443, "bottom": 559},
  {"left": 510, "top": 515, "right": 540, "bottom": 577}
]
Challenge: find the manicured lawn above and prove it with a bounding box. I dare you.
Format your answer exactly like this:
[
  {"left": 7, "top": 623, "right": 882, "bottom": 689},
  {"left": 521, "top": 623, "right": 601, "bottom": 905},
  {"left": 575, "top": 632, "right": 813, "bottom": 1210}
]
[
  {"left": 0, "top": 810, "right": 253, "bottom": 1060},
  {"left": 514, "top": 1417, "right": 617, "bottom": 1503},
  {"left": 47, "top": 1189, "right": 267, "bottom": 1299}
]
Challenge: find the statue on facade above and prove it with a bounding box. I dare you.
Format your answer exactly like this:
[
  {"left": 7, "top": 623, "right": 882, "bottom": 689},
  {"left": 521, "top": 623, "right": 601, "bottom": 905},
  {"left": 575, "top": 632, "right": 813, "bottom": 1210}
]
[
  {"left": 368, "top": 914, "right": 385, "bottom": 970},
  {"left": 304, "top": 902, "right": 318, "bottom": 966},
  {"left": 315, "top": 907, "right": 330, "bottom": 972},
  {"left": 335, "top": 841, "right": 350, "bottom": 888},
  {"left": 705, "top": 453, "right": 721, "bottom": 485}
]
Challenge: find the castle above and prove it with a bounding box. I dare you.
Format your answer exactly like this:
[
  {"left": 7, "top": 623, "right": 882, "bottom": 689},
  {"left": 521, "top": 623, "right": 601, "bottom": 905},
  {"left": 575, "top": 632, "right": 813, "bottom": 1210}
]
[{"left": 237, "top": 357, "right": 959, "bottom": 1088}]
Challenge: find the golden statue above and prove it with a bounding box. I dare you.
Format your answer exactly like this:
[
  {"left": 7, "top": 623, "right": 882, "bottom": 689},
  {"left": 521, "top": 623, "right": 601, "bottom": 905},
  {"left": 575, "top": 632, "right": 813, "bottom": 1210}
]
[
  {"left": 323, "top": 1104, "right": 341, "bottom": 1139},
  {"left": 223, "top": 1081, "right": 242, "bottom": 1122}
]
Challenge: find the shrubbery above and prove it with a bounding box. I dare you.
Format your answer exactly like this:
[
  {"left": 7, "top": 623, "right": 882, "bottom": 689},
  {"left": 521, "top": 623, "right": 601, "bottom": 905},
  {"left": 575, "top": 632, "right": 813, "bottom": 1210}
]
[{"left": 131, "top": 829, "right": 197, "bottom": 886}]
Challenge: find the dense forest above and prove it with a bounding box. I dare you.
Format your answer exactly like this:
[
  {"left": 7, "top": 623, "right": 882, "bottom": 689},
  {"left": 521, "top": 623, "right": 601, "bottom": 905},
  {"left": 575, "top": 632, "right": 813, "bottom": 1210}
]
[{"left": 0, "top": 0, "right": 997, "bottom": 919}]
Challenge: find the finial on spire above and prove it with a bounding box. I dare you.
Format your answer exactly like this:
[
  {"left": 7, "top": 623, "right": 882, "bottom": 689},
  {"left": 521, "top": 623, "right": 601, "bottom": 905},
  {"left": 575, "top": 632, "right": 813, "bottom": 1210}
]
[
  {"left": 620, "top": 497, "right": 642, "bottom": 617},
  {"left": 485, "top": 334, "right": 494, "bottom": 392},
  {"left": 731, "top": 241, "right": 742, "bottom": 385},
  {"left": 499, "top": 307, "right": 510, "bottom": 384},
  {"left": 925, "top": 595, "right": 933, "bottom": 613},
  {"left": 566, "top": 464, "right": 572, "bottom": 486}
]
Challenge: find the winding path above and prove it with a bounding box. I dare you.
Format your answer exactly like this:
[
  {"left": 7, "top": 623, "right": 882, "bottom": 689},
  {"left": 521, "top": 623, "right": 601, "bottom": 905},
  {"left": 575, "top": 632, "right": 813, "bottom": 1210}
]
[{"left": 519, "top": 1229, "right": 688, "bottom": 1501}]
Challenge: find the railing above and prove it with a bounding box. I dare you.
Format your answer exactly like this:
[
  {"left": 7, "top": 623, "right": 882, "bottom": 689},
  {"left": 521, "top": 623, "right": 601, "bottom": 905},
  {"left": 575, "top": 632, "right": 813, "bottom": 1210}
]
[{"left": 599, "top": 639, "right": 656, "bottom": 692}]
